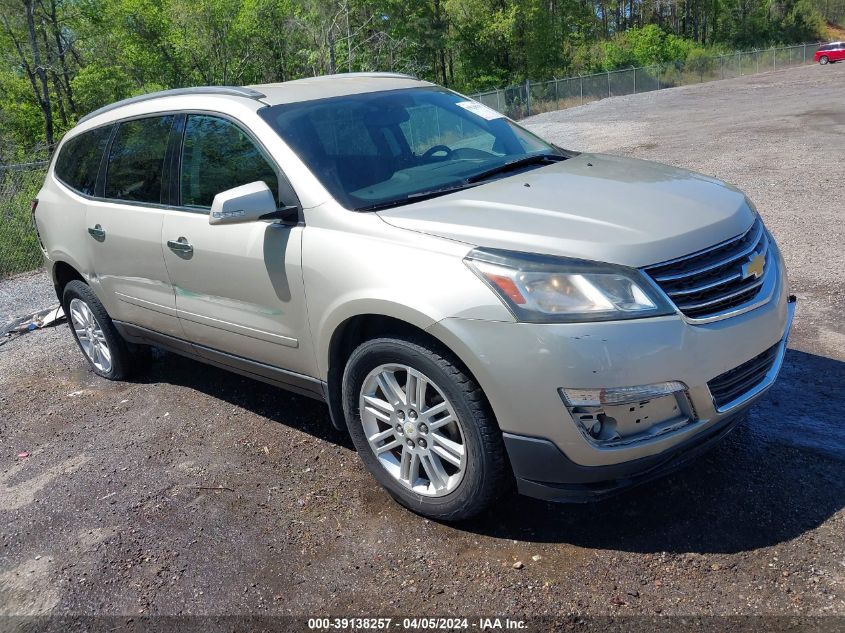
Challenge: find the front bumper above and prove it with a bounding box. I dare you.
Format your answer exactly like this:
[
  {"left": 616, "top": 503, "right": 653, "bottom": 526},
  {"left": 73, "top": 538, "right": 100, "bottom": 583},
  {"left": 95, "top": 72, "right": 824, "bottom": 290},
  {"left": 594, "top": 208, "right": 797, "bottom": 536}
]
[
  {"left": 502, "top": 408, "right": 747, "bottom": 502},
  {"left": 506, "top": 294, "right": 795, "bottom": 502},
  {"left": 427, "top": 258, "right": 794, "bottom": 500}
]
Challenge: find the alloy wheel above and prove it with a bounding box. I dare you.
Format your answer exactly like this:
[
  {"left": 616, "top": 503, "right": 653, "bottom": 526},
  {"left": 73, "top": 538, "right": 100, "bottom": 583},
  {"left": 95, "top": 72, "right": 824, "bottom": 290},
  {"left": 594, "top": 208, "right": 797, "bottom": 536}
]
[
  {"left": 69, "top": 298, "right": 113, "bottom": 373},
  {"left": 359, "top": 364, "right": 466, "bottom": 497}
]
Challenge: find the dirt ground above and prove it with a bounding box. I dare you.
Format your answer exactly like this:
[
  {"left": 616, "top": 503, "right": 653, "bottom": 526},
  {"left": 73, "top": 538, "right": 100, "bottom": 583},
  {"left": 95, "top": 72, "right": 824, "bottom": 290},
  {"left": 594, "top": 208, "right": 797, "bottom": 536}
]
[{"left": 1, "top": 63, "right": 844, "bottom": 630}]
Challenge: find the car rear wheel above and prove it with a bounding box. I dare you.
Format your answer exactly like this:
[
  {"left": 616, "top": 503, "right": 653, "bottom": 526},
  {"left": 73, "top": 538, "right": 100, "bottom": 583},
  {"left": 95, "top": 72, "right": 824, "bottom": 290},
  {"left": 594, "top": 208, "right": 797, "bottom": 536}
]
[
  {"left": 819, "top": 55, "right": 829, "bottom": 65},
  {"left": 342, "top": 336, "right": 509, "bottom": 521},
  {"left": 63, "top": 280, "right": 143, "bottom": 380}
]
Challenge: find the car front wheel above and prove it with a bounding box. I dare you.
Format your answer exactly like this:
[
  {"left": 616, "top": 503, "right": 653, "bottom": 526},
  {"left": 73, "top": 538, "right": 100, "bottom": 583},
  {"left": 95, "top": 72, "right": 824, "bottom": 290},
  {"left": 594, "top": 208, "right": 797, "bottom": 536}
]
[
  {"left": 819, "top": 55, "right": 829, "bottom": 65},
  {"left": 342, "top": 336, "right": 509, "bottom": 521}
]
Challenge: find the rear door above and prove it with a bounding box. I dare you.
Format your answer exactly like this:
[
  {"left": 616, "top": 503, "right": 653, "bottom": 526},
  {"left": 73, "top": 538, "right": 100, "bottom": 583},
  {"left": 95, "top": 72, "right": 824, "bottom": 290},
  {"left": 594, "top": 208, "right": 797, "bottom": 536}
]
[
  {"left": 161, "top": 113, "right": 314, "bottom": 379},
  {"left": 834, "top": 43, "right": 845, "bottom": 61},
  {"left": 85, "top": 115, "right": 182, "bottom": 337}
]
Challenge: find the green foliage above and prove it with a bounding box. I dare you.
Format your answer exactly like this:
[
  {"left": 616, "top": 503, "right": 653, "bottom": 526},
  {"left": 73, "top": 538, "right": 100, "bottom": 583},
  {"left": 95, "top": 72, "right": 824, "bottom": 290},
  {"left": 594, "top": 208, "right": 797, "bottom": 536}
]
[
  {"left": 663, "top": 33, "right": 701, "bottom": 61},
  {"left": 0, "top": 72, "right": 43, "bottom": 159},
  {"left": 781, "top": 0, "right": 827, "bottom": 42},
  {"left": 628, "top": 24, "right": 669, "bottom": 64},
  {"left": 685, "top": 48, "right": 717, "bottom": 74},
  {"left": 71, "top": 65, "right": 134, "bottom": 115},
  {"left": 0, "top": 0, "right": 830, "bottom": 157},
  {"left": 444, "top": 0, "right": 519, "bottom": 89},
  {"left": 0, "top": 0, "right": 831, "bottom": 277},
  {"left": 598, "top": 39, "right": 636, "bottom": 70},
  {"left": 594, "top": 26, "right": 713, "bottom": 71}
]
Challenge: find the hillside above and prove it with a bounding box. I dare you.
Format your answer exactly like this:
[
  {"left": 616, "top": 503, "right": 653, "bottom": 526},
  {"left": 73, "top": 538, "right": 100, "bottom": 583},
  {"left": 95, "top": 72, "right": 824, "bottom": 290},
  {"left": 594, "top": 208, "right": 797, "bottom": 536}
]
[{"left": 827, "top": 21, "right": 845, "bottom": 39}]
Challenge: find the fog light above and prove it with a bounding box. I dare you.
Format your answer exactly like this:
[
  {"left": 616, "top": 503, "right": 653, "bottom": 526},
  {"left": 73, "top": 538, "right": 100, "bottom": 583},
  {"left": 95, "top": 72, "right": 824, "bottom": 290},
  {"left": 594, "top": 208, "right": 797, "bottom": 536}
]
[{"left": 558, "top": 381, "right": 687, "bottom": 407}]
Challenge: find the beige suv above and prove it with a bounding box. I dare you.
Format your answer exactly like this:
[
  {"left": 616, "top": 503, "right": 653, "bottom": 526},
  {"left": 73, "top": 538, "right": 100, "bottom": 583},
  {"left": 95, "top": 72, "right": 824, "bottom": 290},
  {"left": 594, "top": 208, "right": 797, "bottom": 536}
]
[{"left": 34, "top": 74, "right": 794, "bottom": 520}]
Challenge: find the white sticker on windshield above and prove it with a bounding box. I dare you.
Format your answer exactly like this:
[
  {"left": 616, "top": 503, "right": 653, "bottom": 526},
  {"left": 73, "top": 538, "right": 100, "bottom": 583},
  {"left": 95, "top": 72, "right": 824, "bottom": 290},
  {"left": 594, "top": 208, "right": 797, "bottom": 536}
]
[{"left": 456, "top": 100, "right": 504, "bottom": 120}]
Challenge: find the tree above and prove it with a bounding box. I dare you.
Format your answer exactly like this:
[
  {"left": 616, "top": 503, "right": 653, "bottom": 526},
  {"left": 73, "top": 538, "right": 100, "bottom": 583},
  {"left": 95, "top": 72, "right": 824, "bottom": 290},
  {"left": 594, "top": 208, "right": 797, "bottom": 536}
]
[
  {"left": 1, "top": 0, "right": 58, "bottom": 144},
  {"left": 0, "top": 0, "right": 829, "bottom": 156}
]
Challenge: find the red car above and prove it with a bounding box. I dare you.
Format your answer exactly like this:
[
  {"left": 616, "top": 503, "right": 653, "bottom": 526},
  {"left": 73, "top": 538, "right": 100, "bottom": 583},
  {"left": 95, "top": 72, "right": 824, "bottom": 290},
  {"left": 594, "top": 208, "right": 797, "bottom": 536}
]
[{"left": 815, "top": 42, "right": 845, "bottom": 64}]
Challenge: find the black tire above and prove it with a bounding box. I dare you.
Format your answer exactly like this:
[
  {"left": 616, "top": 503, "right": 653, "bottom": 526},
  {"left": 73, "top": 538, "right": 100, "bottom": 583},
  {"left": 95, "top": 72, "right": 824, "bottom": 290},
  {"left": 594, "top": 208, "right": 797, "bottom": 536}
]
[
  {"left": 819, "top": 55, "right": 829, "bottom": 65},
  {"left": 342, "top": 335, "right": 510, "bottom": 521},
  {"left": 62, "top": 280, "right": 141, "bottom": 380}
]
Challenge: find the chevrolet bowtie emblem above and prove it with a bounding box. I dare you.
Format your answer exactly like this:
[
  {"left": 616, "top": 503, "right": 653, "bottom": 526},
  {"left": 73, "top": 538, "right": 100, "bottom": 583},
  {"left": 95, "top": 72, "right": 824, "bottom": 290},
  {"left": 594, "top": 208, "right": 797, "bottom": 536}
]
[{"left": 742, "top": 253, "right": 765, "bottom": 279}]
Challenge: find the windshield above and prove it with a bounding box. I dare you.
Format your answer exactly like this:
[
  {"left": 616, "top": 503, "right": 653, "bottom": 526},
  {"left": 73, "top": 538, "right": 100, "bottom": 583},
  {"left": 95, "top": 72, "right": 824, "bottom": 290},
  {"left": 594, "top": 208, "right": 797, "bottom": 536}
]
[{"left": 259, "top": 87, "right": 564, "bottom": 210}]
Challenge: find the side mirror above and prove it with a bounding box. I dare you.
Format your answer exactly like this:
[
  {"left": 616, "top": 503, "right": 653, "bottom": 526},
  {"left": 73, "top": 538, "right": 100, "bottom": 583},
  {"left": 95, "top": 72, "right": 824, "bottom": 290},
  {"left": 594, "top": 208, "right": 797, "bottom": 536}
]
[{"left": 208, "top": 181, "right": 298, "bottom": 226}]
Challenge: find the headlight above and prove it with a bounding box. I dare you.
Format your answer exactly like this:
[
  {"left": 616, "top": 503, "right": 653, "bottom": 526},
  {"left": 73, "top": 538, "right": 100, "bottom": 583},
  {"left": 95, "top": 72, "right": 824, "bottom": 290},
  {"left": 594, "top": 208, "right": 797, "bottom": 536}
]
[{"left": 465, "top": 248, "right": 675, "bottom": 323}]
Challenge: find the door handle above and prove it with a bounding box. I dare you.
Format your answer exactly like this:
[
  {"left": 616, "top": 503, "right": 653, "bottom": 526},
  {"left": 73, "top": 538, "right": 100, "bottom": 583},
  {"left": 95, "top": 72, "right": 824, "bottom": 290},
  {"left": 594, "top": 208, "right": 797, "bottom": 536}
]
[
  {"left": 87, "top": 224, "right": 106, "bottom": 240},
  {"left": 167, "top": 237, "right": 193, "bottom": 254}
]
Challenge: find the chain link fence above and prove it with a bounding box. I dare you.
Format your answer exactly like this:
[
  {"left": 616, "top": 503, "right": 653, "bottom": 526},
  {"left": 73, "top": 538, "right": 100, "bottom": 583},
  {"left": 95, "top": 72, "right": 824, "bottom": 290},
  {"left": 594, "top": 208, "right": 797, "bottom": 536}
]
[
  {"left": 0, "top": 154, "right": 49, "bottom": 279},
  {"left": 470, "top": 42, "right": 824, "bottom": 120}
]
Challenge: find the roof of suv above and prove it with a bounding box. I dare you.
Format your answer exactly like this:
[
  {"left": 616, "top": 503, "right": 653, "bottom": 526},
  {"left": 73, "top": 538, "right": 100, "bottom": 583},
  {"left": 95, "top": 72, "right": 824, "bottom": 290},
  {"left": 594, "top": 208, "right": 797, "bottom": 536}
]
[
  {"left": 77, "top": 73, "right": 434, "bottom": 125},
  {"left": 251, "top": 72, "right": 434, "bottom": 104}
]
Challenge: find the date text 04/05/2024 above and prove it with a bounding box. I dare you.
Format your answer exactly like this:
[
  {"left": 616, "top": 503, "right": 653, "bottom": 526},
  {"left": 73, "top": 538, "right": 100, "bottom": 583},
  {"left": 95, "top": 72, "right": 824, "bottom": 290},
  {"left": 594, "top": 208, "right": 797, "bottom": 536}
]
[{"left": 306, "top": 617, "right": 527, "bottom": 630}]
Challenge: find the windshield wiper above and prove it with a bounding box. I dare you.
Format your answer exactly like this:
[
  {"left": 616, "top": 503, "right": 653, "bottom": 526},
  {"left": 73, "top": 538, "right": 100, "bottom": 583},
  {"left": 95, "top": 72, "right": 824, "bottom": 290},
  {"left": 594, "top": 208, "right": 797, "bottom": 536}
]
[
  {"left": 355, "top": 182, "right": 481, "bottom": 212},
  {"left": 464, "top": 153, "right": 566, "bottom": 184},
  {"left": 355, "top": 153, "right": 565, "bottom": 212}
]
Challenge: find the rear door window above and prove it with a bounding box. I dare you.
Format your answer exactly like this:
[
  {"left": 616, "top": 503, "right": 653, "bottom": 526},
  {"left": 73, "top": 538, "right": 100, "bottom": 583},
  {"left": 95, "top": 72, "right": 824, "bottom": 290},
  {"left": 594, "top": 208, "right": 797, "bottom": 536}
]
[
  {"left": 105, "top": 116, "right": 174, "bottom": 203},
  {"left": 54, "top": 126, "right": 112, "bottom": 196},
  {"left": 179, "top": 115, "right": 279, "bottom": 210}
]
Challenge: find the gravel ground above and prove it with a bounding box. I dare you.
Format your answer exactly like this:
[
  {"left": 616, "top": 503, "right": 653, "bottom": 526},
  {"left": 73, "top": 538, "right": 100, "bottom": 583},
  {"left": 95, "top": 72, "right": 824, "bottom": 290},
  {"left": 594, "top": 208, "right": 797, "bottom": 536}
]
[
  {"left": 1, "top": 64, "right": 843, "bottom": 629},
  {"left": 0, "top": 271, "right": 55, "bottom": 324}
]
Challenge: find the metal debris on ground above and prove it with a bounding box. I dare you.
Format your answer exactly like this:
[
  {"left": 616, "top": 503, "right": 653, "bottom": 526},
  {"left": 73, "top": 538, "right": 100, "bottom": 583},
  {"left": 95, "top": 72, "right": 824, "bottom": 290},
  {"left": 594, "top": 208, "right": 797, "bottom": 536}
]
[{"left": 1, "top": 305, "right": 65, "bottom": 346}]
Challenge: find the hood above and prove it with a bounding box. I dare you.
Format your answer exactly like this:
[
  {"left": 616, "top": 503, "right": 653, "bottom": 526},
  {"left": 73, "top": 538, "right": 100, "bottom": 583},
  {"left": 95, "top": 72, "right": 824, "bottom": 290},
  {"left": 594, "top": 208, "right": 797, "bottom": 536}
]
[{"left": 376, "top": 153, "right": 756, "bottom": 268}]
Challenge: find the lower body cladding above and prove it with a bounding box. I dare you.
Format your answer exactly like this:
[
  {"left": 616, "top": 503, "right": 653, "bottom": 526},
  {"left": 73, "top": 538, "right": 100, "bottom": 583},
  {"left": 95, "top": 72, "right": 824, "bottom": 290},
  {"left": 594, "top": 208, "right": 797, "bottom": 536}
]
[{"left": 427, "top": 283, "right": 795, "bottom": 503}]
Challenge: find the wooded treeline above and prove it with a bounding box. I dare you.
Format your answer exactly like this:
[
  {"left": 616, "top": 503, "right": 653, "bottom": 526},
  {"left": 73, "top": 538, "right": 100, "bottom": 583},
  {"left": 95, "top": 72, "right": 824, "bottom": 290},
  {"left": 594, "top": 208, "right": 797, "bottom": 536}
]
[{"left": 0, "top": 0, "right": 838, "bottom": 158}]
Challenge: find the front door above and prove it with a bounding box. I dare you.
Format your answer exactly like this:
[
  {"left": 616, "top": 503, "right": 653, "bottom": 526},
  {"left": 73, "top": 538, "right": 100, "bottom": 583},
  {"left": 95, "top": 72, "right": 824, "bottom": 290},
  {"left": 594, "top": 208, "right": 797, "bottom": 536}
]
[
  {"left": 161, "top": 114, "right": 314, "bottom": 378},
  {"left": 86, "top": 115, "right": 182, "bottom": 338}
]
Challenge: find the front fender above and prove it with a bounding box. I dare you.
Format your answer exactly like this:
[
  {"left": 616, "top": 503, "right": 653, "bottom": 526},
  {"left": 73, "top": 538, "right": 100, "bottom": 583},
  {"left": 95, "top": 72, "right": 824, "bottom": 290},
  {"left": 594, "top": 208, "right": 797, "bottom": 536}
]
[
  {"left": 313, "top": 295, "right": 442, "bottom": 380},
  {"left": 302, "top": 207, "right": 513, "bottom": 380}
]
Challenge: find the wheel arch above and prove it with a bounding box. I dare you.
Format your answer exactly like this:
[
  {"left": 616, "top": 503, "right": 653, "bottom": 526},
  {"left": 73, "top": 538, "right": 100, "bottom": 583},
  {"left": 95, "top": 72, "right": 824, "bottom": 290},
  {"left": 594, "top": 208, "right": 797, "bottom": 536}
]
[
  {"left": 324, "top": 311, "right": 492, "bottom": 433},
  {"left": 51, "top": 258, "right": 87, "bottom": 304}
]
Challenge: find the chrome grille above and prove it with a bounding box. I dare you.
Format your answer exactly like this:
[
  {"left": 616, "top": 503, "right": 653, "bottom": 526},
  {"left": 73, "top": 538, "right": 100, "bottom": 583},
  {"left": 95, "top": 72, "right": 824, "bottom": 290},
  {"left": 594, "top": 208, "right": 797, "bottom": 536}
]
[
  {"left": 644, "top": 218, "right": 770, "bottom": 320},
  {"left": 708, "top": 343, "right": 779, "bottom": 409}
]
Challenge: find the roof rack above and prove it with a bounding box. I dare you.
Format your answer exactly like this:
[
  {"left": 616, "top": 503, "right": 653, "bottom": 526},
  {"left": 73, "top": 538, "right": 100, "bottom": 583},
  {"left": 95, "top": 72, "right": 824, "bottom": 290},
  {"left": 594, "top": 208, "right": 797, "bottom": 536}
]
[
  {"left": 324, "top": 72, "right": 417, "bottom": 80},
  {"left": 77, "top": 86, "right": 266, "bottom": 125},
  {"left": 279, "top": 72, "right": 418, "bottom": 85}
]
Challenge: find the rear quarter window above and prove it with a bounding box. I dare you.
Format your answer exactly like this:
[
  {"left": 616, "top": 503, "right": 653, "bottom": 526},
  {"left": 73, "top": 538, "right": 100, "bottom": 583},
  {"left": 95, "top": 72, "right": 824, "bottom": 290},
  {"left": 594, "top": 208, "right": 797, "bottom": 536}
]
[{"left": 54, "top": 126, "right": 112, "bottom": 196}]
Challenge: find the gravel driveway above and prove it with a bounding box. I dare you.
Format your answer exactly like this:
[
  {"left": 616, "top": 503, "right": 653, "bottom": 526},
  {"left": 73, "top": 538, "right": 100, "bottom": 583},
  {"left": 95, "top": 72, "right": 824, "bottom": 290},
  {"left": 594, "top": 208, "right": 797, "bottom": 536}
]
[{"left": 1, "top": 63, "right": 843, "bottom": 628}]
